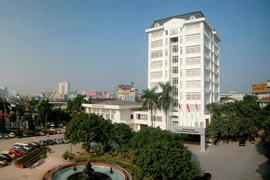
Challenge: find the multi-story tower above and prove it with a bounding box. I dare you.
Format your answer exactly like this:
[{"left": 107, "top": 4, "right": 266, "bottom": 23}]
[
  {"left": 58, "top": 82, "right": 70, "bottom": 95},
  {"left": 145, "top": 11, "right": 221, "bottom": 130}
]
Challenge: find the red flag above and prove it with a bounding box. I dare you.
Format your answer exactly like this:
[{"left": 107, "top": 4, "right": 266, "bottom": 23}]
[
  {"left": 178, "top": 103, "right": 181, "bottom": 109},
  {"left": 186, "top": 104, "right": 190, "bottom": 113},
  {"left": 196, "top": 104, "right": 199, "bottom": 111}
]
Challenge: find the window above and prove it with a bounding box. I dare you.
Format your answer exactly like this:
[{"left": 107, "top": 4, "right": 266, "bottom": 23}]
[
  {"left": 180, "top": 58, "right": 183, "bottom": 66},
  {"left": 180, "top": 70, "right": 182, "bottom": 77},
  {"left": 151, "top": 61, "right": 162, "bottom": 69},
  {"left": 172, "top": 77, "right": 178, "bottom": 85},
  {"left": 151, "top": 72, "right": 162, "bottom": 79},
  {"left": 172, "top": 86, "right": 178, "bottom": 96},
  {"left": 137, "top": 114, "right": 148, "bottom": 120},
  {"left": 186, "top": 81, "right": 201, "bottom": 88},
  {"left": 172, "top": 56, "right": 178, "bottom": 63},
  {"left": 180, "top": 36, "right": 182, "bottom": 44},
  {"left": 151, "top": 40, "right": 163, "bottom": 48},
  {"left": 172, "top": 67, "right": 178, "bottom": 74},
  {"left": 165, "top": 71, "right": 167, "bottom": 78},
  {"left": 171, "top": 37, "right": 178, "bottom": 42},
  {"left": 173, "top": 99, "right": 178, "bottom": 107},
  {"left": 165, "top": 60, "right": 167, "bottom": 67},
  {"left": 186, "top": 34, "right": 200, "bottom": 43},
  {"left": 204, "top": 48, "right": 210, "bottom": 58},
  {"left": 186, "top": 57, "right": 200, "bottom": 65},
  {"left": 186, "top": 93, "right": 201, "bottom": 100},
  {"left": 186, "top": 23, "right": 200, "bottom": 31},
  {"left": 151, "top": 50, "right": 163, "bottom": 58},
  {"left": 165, "top": 49, "right": 168, "bottom": 56},
  {"left": 151, "top": 31, "right": 163, "bottom": 38},
  {"left": 186, "top": 45, "right": 200, "bottom": 54},
  {"left": 172, "top": 45, "right": 178, "bottom": 53},
  {"left": 180, "top": 47, "right": 183, "bottom": 54},
  {"left": 111, "top": 113, "right": 114, "bottom": 120},
  {"left": 105, "top": 114, "right": 110, "bottom": 119},
  {"left": 165, "top": 38, "right": 168, "bottom": 46},
  {"left": 186, "top": 69, "right": 201, "bottom": 77},
  {"left": 154, "top": 116, "right": 162, "bottom": 122},
  {"left": 204, "top": 36, "right": 210, "bottom": 48}
]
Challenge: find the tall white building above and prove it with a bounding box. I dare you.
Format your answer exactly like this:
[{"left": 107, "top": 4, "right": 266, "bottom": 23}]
[
  {"left": 145, "top": 11, "right": 221, "bottom": 130},
  {"left": 58, "top": 82, "right": 70, "bottom": 95},
  {"left": 0, "top": 87, "right": 8, "bottom": 97}
]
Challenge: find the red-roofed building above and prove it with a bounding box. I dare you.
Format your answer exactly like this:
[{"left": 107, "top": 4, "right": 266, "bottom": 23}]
[{"left": 257, "top": 97, "right": 270, "bottom": 107}]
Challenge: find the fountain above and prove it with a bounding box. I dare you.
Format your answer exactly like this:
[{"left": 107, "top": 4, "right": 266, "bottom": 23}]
[{"left": 67, "top": 160, "right": 111, "bottom": 180}]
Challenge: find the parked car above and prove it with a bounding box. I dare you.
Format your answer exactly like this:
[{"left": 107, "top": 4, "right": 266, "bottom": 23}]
[
  {"left": 3, "top": 133, "right": 9, "bottom": 139},
  {"left": 62, "top": 138, "right": 70, "bottom": 144},
  {"left": 46, "top": 139, "right": 56, "bottom": 145},
  {"left": 239, "top": 139, "right": 246, "bottom": 146},
  {"left": 0, "top": 133, "right": 3, "bottom": 139},
  {"left": 56, "top": 130, "right": 61, "bottom": 134},
  {"left": 22, "top": 132, "right": 28, "bottom": 137},
  {"left": 29, "top": 142, "right": 41, "bottom": 149},
  {"left": 0, "top": 154, "right": 12, "bottom": 162},
  {"left": 39, "top": 131, "right": 46, "bottom": 136},
  {"left": 1, "top": 151, "right": 16, "bottom": 159},
  {"left": 0, "top": 159, "right": 8, "bottom": 166},
  {"left": 54, "top": 139, "right": 63, "bottom": 144},
  {"left": 12, "top": 146, "right": 29, "bottom": 154},
  {"left": 8, "top": 149, "right": 23, "bottom": 157},
  {"left": 39, "top": 140, "right": 48, "bottom": 146},
  {"left": 49, "top": 130, "right": 57, "bottom": 135},
  {"left": 9, "top": 132, "right": 16, "bottom": 138}
]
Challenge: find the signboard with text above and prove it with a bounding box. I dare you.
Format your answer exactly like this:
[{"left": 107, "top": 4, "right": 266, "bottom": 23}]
[
  {"left": 85, "top": 91, "right": 97, "bottom": 97},
  {"left": 252, "top": 83, "right": 268, "bottom": 93}
]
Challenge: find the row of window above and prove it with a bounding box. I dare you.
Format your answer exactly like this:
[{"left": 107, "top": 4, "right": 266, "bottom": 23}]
[
  {"left": 186, "top": 45, "right": 200, "bottom": 54},
  {"left": 151, "top": 31, "right": 163, "bottom": 38},
  {"left": 151, "top": 61, "right": 163, "bottom": 69},
  {"left": 151, "top": 50, "right": 163, "bottom": 58},
  {"left": 186, "top": 34, "right": 200, "bottom": 43},
  {"left": 151, "top": 71, "right": 162, "bottom": 79},
  {"left": 186, "top": 93, "right": 201, "bottom": 100},
  {"left": 151, "top": 40, "right": 163, "bottom": 48},
  {"left": 172, "top": 68, "right": 201, "bottom": 77},
  {"left": 172, "top": 78, "right": 200, "bottom": 89}
]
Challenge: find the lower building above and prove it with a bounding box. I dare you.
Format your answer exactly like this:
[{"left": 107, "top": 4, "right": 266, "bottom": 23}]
[
  {"left": 252, "top": 82, "right": 270, "bottom": 99},
  {"left": 82, "top": 100, "right": 206, "bottom": 151}
]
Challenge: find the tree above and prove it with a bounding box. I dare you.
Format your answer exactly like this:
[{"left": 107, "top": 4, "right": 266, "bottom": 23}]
[
  {"left": 207, "top": 100, "right": 261, "bottom": 144},
  {"left": 111, "top": 123, "right": 134, "bottom": 150},
  {"left": 157, "top": 82, "right": 173, "bottom": 130},
  {"left": 261, "top": 103, "right": 270, "bottom": 158},
  {"left": 65, "top": 113, "right": 109, "bottom": 152},
  {"left": 141, "top": 87, "right": 158, "bottom": 127},
  {"left": 0, "top": 98, "right": 10, "bottom": 132},
  {"left": 39, "top": 99, "right": 53, "bottom": 128},
  {"left": 129, "top": 127, "right": 199, "bottom": 180},
  {"left": 67, "top": 95, "right": 87, "bottom": 115}
]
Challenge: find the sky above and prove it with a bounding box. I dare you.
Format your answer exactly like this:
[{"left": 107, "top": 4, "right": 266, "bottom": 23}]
[{"left": 0, "top": 0, "right": 269, "bottom": 95}]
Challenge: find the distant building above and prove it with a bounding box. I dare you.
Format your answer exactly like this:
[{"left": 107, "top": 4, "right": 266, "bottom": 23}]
[
  {"left": 11, "top": 90, "right": 18, "bottom": 97},
  {"left": 59, "top": 82, "right": 70, "bottom": 95},
  {"left": 252, "top": 81, "right": 270, "bottom": 99},
  {"left": 220, "top": 91, "right": 251, "bottom": 101},
  {"left": 0, "top": 87, "right": 8, "bottom": 97},
  {"left": 117, "top": 84, "right": 138, "bottom": 102},
  {"left": 257, "top": 97, "right": 270, "bottom": 108}
]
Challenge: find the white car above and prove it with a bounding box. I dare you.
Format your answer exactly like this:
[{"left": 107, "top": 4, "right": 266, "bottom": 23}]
[
  {"left": 9, "top": 132, "right": 16, "bottom": 138},
  {"left": 56, "top": 130, "right": 61, "bottom": 134}
]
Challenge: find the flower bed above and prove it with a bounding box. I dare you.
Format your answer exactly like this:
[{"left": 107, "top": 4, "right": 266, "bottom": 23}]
[{"left": 14, "top": 147, "right": 49, "bottom": 168}]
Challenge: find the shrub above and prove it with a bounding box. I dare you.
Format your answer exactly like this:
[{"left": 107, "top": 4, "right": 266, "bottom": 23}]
[{"left": 14, "top": 147, "right": 48, "bottom": 165}]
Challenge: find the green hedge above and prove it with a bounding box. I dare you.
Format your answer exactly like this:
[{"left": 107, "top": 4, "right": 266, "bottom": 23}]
[{"left": 15, "top": 147, "right": 48, "bottom": 165}]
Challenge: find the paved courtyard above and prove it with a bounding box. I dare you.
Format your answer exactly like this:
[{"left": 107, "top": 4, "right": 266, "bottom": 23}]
[
  {"left": 0, "top": 135, "right": 269, "bottom": 180},
  {"left": 187, "top": 142, "right": 270, "bottom": 180}
]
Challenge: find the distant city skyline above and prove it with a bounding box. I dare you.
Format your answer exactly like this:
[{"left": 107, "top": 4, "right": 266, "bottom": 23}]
[{"left": 0, "top": 0, "right": 269, "bottom": 95}]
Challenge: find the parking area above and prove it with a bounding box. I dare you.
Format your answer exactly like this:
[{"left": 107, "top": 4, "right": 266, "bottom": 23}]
[
  {"left": 0, "top": 134, "right": 84, "bottom": 180},
  {"left": 186, "top": 142, "right": 270, "bottom": 180}
]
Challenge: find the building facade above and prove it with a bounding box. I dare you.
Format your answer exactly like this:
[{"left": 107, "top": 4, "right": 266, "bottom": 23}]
[
  {"left": 252, "top": 81, "right": 270, "bottom": 99},
  {"left": 117, "top": 84, "right": 138, "bottom": 102},
  {"left": 58, "top": 82, "right": 70, "bottom": 95},
  {"left": 145, "top": 11, "right": 221, "bottom": 131},
  {"left": 220, "top": 91, "right": 251, "bottom": 101},
  {"left": 0, "top": 87, "right": 8, "bottom": 98}
]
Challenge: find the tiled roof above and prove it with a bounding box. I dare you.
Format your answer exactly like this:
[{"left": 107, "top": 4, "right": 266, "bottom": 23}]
[
  {"left": 151, "top": 11, "right": 204, "bottom": 28},
  {"left": 259, "top": 97, "right": 270, "bottom": 101},
  {"left": 96, "top": 100, "right": 141, "bottom": 106}
]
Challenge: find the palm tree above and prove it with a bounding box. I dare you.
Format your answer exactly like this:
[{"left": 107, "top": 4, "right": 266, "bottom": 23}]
[
  {"left": 68, "top": 94, "right": 87, "bottom": 115},
  {"left": 141, "top": 87, "right": 158, "bottom": 127},
  {"left": 0, "top": 98, "right": 10, "bottom": 132},
  {"left": 157, "top": 81, "right": 173, "bottom": 130},
  {"left": 39, "top": 99, "right": 53, "bottom": 128}
]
